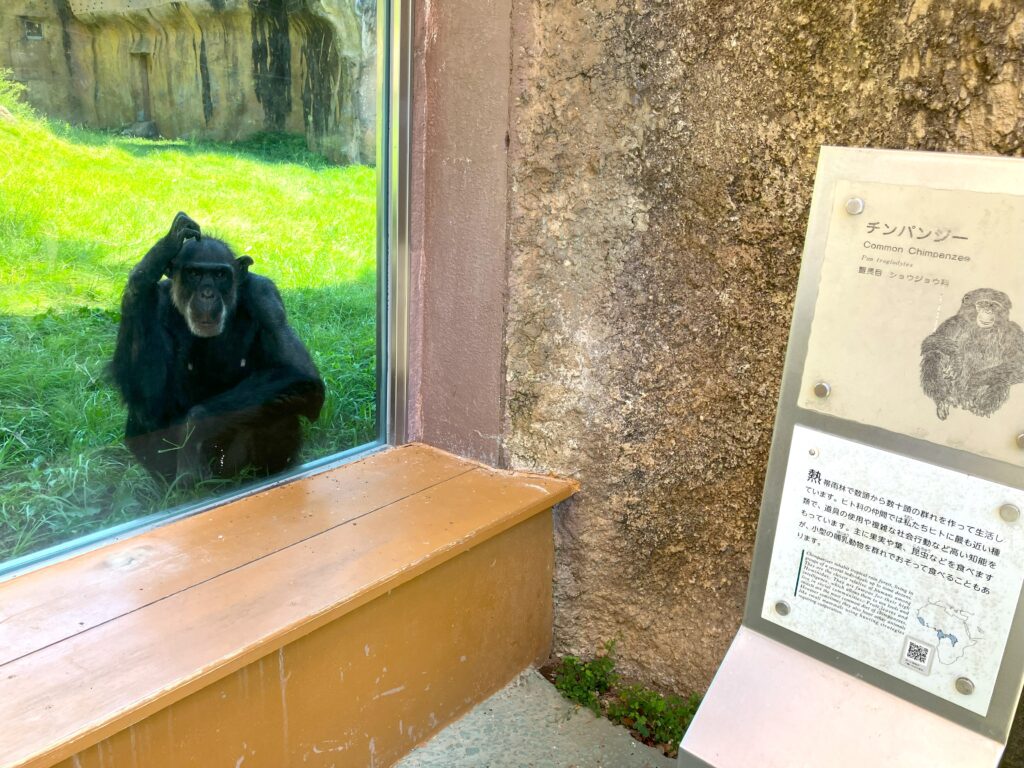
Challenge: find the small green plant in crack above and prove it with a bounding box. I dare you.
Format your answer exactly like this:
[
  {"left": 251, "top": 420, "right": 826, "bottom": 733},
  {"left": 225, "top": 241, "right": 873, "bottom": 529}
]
[
  {"left": 548, "top": 641, "right": 703, "bottom": 758},
  {"left": 553, "top": 639, "right": 618, "bottom": 714},
  {"left": 607, "top": 684, "right": 701, "bottom": 748}
]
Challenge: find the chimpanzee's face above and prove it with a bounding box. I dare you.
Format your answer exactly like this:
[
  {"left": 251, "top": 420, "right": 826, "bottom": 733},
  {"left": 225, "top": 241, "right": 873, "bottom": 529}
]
[
  {"left": 976, "top": 301, "right": 1000, "bottom": 329},
  {"left": 169, "top": 238, "right": 244, "bottom": 337}
]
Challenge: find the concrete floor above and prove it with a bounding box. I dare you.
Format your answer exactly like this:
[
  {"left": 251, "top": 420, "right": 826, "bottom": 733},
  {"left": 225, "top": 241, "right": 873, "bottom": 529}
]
[{"left": 395, "top": 669, "right": 676, "bottom": 768}]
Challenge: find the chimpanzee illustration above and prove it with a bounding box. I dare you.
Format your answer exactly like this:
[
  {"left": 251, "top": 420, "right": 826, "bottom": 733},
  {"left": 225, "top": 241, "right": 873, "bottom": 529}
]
[{"left": 920, "top": 288, "right": 1024, "bottom": 420}]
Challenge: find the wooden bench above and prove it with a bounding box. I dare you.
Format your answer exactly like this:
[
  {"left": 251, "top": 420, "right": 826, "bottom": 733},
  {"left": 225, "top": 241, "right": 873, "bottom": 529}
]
[{"left": 0, "top": 444, "right": 576, "bottom": 768}]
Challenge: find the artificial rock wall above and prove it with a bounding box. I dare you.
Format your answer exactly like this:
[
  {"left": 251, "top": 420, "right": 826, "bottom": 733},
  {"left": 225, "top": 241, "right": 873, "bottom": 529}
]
[
  {"left": 503, "top": 0, "right": 1024, "bottom": 753},
  {"left": 0, "top": 0, "right": 375, "bottom": 163}
]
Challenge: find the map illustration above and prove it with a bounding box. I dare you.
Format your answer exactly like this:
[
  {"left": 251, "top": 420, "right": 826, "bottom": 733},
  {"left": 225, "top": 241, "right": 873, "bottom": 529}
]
[{"left": 916, "top": 600, "right": 981, "bottom": 665}]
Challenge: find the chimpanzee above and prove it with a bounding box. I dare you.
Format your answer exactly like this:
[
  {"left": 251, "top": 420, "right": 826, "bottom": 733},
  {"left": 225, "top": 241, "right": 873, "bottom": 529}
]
[
  {"left": 111, "top": 212, "right": 325, "bottom": 486},
  {"left": 920, "top": 287, "right": 1024, "bottom": 420}
]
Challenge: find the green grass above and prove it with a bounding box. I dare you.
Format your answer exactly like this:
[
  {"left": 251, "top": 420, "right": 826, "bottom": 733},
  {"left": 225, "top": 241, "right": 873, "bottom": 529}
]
[
  {"left": 549, "top": 642, "right": 702, "bottom": 758},
  {"left": 607, "top": 685, "right": 701, "bottom": 750},
  {"left": 554, "top": 640, "right": 619, "bottom": 714},
  {"left": 0, "top": 73, "right": 378, "bottom": 561}
]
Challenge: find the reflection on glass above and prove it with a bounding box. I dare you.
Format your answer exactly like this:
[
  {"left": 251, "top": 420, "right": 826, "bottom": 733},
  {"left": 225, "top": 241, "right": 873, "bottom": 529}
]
[{"left": 0, "top": 0, "right": 379, "bottom": 565}]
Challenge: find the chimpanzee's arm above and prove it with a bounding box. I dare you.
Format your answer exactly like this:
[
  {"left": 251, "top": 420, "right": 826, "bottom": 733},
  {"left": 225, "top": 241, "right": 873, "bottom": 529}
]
[{"left": 111, "top": 213, "right": 201, "bottom": 430}]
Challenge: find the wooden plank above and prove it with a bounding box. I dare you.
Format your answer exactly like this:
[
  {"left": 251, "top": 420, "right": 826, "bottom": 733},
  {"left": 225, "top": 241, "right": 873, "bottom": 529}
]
[
  {"left": 0, "top": 454, "right": 575, "bottom": 768},
  {"left": 0, "top": 444, "right": 472, "bottom": 665},
  {"left": 56, "top": 512, "right": 554, "bottom": 768}
]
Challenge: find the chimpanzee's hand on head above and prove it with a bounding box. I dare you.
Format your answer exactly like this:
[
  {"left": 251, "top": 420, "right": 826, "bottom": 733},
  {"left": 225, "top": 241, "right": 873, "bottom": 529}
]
[
  {"left": 160, "top": 213, "right": 202, "bottom": 277},
  {"left": 168, "top": 212, "right": 201, "bottom": 249}
]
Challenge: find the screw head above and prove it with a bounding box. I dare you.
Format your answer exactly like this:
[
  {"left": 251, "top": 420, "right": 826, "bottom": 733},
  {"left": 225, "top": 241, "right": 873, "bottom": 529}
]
[
  {"left": 955, "top": 677, "right": 975, "bottom": 696},
  {"left": 1017, "top": 433, "right": 1024, "bottom": 450},
  {"left": 774, "top": 600, "right": 791, "bottom": 617},
  {"left": 1000, "top": 504, "right": 1020, "bottom": 523},
  {"left": 845, "top": 197, "right": 865, "bottom": 215},
  {"left": 814, "top": 382, "right": 832, "bottom": 399},
  {"left": 809, "top": 448, "right": 819, "bottom": 457}
]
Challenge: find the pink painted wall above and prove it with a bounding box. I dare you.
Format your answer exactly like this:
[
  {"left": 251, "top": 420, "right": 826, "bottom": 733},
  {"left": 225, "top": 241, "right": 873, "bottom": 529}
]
[{"left": 406, "top": 0, "right": 512, "bottom": 465}]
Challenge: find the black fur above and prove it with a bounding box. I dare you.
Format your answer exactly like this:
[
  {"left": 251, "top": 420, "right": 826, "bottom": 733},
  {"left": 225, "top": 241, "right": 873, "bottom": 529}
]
[{"left": 111, "top": 213, "right": 325, "bottom": 486}]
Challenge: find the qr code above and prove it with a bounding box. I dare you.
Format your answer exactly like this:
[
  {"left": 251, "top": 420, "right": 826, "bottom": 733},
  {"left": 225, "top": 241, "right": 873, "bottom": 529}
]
[
  {"left": 901, "top": 636, "right": 935, "bottom": 674},
  {"left": 907, "top": 642, "right": 929, "bottom": 663}
]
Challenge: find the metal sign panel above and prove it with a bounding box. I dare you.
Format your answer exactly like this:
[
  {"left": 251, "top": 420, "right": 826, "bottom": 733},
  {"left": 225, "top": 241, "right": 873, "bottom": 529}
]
[
  {"left": 744, "top": 147, "right": 1024, "bottom": 744},
  {"left": 798, "top": 180, "right": 1024, "bottom": 466},
  {"left": 762, "top": 425, "right": 1024, "bottom": 716}
]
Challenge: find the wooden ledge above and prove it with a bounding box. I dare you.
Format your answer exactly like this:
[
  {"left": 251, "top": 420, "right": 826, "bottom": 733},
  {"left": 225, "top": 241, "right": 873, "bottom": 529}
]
[{"left": 0, "top": 444, "right": 576, "bottom": 768}]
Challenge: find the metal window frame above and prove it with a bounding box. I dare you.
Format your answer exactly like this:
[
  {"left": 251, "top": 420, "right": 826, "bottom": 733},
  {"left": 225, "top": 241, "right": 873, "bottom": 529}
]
[{"left": 384, "top": 0, "right": 412, "bottom": 446}]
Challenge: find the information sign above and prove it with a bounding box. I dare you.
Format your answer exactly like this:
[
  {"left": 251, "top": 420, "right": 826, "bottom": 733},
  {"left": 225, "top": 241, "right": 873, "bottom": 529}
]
[
  {"left": 799, "top": 181, "right": 1024, "bottom": 466},
  {"left": 762, "top": 425, "right": 1024, "bottom": 716},
  {"left": 680, "top": 148, "right": 1024, "bottom": 768}
]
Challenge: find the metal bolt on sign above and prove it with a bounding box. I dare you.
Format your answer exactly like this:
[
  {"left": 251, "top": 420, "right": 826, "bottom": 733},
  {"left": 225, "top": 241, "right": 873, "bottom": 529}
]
[
  {"left": 774, "top": 601, "right": 791, "bottom": 617},
  {"left": 845, "top": 197, "right": 865, "bottom": 215},
  {"left": 955, "top": 677, "right": 975, "bottom": 696},
  {"left": 1000, "top": 504, "right": 1020, "bottom": 523},
  {"left": 814, "top": 382, "right": 832, "bottom": 399}
]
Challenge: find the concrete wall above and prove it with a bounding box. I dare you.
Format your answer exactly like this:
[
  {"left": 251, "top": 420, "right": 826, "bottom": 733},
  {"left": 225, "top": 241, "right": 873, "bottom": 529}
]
[
  {"left": 402, "top": 0, "right": 1024, "bottom": 759},
  {"left": 407, "top": 0, "right": 1024, "bottom": 759},
  {"left": 503, "top": 0, "right": 1024, "bottom": 696},
  {"left": 0, "top": 0, "right": 376, "bottom": 164}
]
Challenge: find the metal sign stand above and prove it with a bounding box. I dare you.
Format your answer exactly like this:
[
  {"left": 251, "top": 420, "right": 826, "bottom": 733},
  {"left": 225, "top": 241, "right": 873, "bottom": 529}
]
[
  {"left": 679, "top": 147, "right": 1024, "bottom": 768},
  {"left": 678, "top": 627, "right": 1004, "bottom": 767}
]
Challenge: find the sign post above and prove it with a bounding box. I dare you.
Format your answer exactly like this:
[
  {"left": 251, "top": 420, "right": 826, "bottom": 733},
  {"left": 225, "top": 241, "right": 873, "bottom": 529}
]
[{"left": 679, "top": 147, "right": 1024, "bottom": 767}]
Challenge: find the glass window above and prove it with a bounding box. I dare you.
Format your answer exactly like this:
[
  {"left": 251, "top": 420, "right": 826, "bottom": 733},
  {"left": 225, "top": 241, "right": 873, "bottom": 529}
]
[{"left": 0, "top": 0, "right": 387, "bottom": 572}]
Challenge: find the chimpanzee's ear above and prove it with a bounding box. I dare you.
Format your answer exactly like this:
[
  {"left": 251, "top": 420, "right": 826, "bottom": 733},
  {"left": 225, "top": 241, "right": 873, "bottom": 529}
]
[{"left": 236, "top": 256, "right": 254, "bottom": 278}]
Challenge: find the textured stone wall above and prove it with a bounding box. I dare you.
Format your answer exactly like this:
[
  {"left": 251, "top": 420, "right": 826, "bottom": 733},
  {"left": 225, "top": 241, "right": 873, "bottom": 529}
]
[
  {"left": 0, "top": 0, "right": 375, "bottom": 163},
  {"left": 504, "top": 0, "right": 1024, "bottom": 747}
]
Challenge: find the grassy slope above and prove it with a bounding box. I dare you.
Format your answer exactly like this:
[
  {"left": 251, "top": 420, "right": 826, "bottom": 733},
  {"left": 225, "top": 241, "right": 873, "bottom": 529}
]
[{"left": 0, "top": 78, "right": 377, "bottom": 559}]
